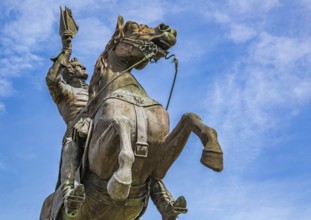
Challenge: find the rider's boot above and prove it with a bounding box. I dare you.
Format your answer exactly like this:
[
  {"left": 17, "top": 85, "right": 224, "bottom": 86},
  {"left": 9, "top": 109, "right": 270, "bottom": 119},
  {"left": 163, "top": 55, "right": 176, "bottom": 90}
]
[
  {"left": 150, "top": 178, "right": 187, "bottom": 220},
  {"left": 60, "top": 138, "right": 85, "bottom": 217}
]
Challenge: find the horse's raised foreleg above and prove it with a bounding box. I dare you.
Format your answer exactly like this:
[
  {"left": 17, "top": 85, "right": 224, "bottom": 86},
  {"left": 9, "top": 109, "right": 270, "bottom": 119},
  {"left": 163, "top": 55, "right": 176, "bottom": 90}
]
[
  {"left": 153, "top": 113, "right": 223, "bottom": 179},
  {"left": 107, "top": 116, "right": 135, "bottom": 201}
]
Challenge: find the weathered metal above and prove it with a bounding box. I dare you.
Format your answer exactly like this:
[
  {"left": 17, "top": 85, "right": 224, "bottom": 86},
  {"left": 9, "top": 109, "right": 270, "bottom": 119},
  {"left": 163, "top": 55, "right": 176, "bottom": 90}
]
[{"left": 40, "top": 7, "right": 223, "bottom": 220}]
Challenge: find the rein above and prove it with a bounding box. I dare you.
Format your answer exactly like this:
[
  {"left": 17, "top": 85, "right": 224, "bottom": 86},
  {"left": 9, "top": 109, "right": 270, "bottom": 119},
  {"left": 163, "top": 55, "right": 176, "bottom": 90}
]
[
  {"left": 121, "top": 38, "right": 179, "bottom": 110},
  {"left": 164, "top": 53, "right": 178, "bottom": 110},
  {"left": 88, "top": 39, "right": 157, "bottom": 118},
  {"left": 86, "top": 37, "right": 178, "bottom": 119}
]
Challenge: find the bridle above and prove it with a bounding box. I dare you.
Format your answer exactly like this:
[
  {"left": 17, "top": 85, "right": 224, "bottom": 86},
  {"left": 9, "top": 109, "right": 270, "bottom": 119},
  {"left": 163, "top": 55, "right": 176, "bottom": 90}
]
[
  {"left": 80, "top": 35, "right": 179, "bottom": 121},
  {"left": 122, "top": 38, "right": 159, "bottom": 58},
  {"left": 121, "top": 37, "right": 179, "bottom": 110}
]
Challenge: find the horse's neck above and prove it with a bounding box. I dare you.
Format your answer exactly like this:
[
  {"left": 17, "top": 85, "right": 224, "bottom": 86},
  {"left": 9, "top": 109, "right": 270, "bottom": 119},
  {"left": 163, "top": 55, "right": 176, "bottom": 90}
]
[{"left": 100, "top": 66, "right": 148, "bottom": 97}]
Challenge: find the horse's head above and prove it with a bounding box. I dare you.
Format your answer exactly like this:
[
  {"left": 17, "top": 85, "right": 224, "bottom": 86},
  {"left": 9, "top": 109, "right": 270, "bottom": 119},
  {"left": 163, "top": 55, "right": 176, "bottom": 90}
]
[
  {"left": 108, "top": 16, "right": 177, "bottom": 70},
  {"left": 89, "top": 16, "right": 177, "bottom": 99}
]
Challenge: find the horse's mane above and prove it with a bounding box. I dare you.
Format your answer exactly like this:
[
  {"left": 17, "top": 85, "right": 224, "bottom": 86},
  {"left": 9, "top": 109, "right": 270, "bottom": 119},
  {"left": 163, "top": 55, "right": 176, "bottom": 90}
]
[
  {"left": 88, "top": 39, "right": 111, "bottom": 99},
  {"left": 89, "top": 24, "right": 124, "bottom": 99}
]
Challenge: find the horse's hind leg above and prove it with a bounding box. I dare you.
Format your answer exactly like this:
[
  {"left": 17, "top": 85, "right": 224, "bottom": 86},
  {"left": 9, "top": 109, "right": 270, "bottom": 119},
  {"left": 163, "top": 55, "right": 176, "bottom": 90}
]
[
  {"left": 107, "top": 116, "right": 135, "bottom": 201},
  {"left": 153, "top": 113, "right": 223, "bottom": 179}
]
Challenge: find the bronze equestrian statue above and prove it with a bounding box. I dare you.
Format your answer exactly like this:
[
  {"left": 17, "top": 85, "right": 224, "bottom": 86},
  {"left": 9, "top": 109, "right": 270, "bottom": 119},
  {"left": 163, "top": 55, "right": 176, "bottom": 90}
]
[{"left": 40, "top": 7, "right": 223, "bottom": 220}]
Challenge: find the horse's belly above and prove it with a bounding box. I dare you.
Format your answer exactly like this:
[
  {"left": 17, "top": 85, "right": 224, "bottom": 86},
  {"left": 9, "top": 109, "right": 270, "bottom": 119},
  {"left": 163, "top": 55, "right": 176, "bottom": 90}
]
[
  {"left": 80, "top": 171, "right": 145, "bottom": 220},
  {"left": 88, "top": 99, "right": 137, "bottom": 178},
  {"left": 146, "top": 105, "right": 169, "bottom": 144},
  {"left": 131, "top": 105, "right": 170, "bottom": 183},
  {"left": 88, "top": 99, "right": 169, "bottom": 183}
]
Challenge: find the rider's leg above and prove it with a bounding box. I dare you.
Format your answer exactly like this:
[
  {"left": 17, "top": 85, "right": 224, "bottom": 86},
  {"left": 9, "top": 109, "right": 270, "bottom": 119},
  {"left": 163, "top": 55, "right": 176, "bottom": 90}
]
[
  {"left": 60, "top": 137, "right": 85, "bottom": 217},
  {"left": 150, "top": 178, "right": 187, "bottom": 220}
]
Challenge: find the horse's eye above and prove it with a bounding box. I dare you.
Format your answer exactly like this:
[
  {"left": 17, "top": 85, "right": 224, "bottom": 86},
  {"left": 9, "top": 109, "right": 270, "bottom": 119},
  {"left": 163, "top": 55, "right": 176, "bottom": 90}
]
[
  {"left": 130, "top": 23, "right": 139, "bottom": 31},
  {"left": 158, "top": 23, "right": 171, "bottom": 32}
]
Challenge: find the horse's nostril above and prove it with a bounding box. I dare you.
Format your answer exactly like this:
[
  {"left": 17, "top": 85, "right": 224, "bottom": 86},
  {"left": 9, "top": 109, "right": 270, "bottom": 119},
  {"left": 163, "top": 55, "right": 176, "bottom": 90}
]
[
  {"left": 159, "top": 23, "right": 171, "bottom": 32},
  {"left": 171, "top": 29, "right": 177, "bottom": 37}
]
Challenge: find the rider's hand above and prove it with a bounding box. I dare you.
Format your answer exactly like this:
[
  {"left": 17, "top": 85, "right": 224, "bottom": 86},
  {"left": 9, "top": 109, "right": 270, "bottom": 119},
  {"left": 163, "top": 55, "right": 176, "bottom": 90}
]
[{"left": 62, "top": 30, "right": 73, "bottom": 50}]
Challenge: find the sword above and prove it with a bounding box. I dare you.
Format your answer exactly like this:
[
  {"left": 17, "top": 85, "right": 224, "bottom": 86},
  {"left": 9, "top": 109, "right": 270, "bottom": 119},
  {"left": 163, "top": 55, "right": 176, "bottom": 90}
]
[
  {"left": 51, "top": 6, "right": 79, "bottom": 62},
  {"left": 59, "top": 6, "right": 79, "bottom": 38}
]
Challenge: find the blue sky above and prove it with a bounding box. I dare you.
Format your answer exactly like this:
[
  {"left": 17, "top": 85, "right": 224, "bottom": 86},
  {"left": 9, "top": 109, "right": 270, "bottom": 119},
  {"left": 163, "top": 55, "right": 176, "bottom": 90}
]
[{"left": 1, "top": 0, "right": 311, "bottom": 219}]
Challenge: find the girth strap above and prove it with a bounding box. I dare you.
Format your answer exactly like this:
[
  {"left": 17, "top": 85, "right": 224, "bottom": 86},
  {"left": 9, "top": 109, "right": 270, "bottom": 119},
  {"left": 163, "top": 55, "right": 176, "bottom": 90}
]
[
  {"left": 83, "top": 170, "right": 150, "bottom": 207},
  {"left": 134, "top": 105, "right": 149, "bottom": 158}
]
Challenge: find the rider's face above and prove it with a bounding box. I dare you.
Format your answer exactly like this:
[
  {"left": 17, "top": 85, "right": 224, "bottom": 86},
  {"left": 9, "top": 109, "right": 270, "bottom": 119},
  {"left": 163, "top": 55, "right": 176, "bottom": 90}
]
[{"left": 72, "top": 64, "right": 88, "bottom": 80}]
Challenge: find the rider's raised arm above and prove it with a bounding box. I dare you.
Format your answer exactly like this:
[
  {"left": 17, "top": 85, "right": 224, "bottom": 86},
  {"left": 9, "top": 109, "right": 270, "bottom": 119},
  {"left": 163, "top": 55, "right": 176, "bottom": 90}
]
[
  {"left": 46, "top": 47, "right": 71, "bottom": 104},
  {"left": 46, "top": 30, "right": 73, "bottom": 103},
  {"left": 46, "top": 6, "right": 78, "bottom": 104}
]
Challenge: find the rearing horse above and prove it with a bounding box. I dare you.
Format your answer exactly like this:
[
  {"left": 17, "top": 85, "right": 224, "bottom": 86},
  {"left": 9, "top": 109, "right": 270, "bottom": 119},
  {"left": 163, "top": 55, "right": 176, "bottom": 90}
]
[
  {"left": 43, "top": 16, "right": 223, "bottom": 220},
  {"left": 83, "top": 15, "right": 223, "bottom": 219}
]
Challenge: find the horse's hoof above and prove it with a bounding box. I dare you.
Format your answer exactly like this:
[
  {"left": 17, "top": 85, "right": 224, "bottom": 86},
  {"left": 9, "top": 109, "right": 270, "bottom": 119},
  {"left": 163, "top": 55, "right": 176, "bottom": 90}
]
[
  {"left": 107, "top": 173, "right": 131, "bottom": 201},
  {"left": 200, "top": 149, "right": 223, "bottom": 172}
]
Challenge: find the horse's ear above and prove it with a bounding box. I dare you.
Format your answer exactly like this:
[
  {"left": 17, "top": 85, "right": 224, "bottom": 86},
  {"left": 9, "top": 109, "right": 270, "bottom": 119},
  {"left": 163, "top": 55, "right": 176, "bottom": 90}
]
[
  {"left": 116, "top": 15, "right": 124, "bottom": 32},
  {"left": 112, "top": 15, "right": 125, "bottom": 48}
]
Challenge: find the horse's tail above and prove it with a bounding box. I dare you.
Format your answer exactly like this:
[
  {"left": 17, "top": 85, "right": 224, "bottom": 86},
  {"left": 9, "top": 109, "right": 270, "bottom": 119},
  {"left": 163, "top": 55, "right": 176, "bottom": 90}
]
[{"left": 40, "top": 193, "right": 54, "bottom": 220}]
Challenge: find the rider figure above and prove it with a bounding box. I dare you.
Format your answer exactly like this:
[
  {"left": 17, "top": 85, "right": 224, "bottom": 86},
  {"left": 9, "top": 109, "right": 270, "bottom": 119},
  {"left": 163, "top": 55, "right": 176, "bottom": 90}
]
[
  {"left": 47, "top": 30, "right": 187, "bottom": 220},
  {"left": 46, "top": 31, "right": 89, "bottom": 217}
]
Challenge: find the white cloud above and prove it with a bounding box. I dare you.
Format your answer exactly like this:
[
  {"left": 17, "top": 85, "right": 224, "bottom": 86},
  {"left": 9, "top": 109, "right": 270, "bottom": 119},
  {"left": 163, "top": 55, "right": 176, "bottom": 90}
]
[
  {"left": 228, "top": 0, "right": 280, "bottom": 14},
  {"left": 1, "top": 0, "right": 56, "bottom": 51},
  {"left": 229, "top": 23, "right": 256, "bottom": 43},
  {"left": 0, "top": 0, "right": 57, "bottom": 102},
  {"left": 118, "top": 0, "right": 166, "bottom": 24},
  {"left": 0, "top": 103, "right": 5, "bottom": 113},
  {"left": 250, "top": 33, "right": 311, "bottom": 67},
  {"left": 0, "top": 0, "right": 180, "bottom": 97},
  {"left": 201, "top": 0, "right": 280, "bottom": 44},
  {"left": 0, "top": 1, "right": 310, "bottom": 219},
  {"left": 174, "top": 1, "right": 311, "bottom": 174},
  {"left": 204, "top": 33, "right": 311, "bottom": 173},
  {"left": 0, "top": 52, "right": 44, "bottom": 78},
  {"left": 172, "top": 2, "right": 311, "bottom": 219},
  {"left": 174, "top": 39, "right": 205, "bottom": 63},
  {"left": 74, "top": 17, "right": 112, "bottom": 60},
  {"left": 210, "top": 11, "right": 256, "bottom": 43},
  {"left": 0, "top": 79, "right": 14, "bottom": 97},
  {"left": 192, "top": 178, "right": 311, "bottom": 220},
  {"left": 67, "top": 0, "right": 107, "bottom": 12}
]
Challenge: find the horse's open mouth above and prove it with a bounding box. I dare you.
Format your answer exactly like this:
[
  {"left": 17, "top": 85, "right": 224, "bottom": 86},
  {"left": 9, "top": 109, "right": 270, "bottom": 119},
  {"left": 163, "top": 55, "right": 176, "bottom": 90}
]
[{"left": 152, "top": 38, "right": 171, "bottom": 51}]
